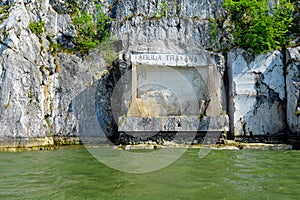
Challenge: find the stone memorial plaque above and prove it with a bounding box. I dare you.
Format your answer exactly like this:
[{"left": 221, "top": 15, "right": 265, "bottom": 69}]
[{"left": 118, "top": 52, "right": 228, "bottom": 132}]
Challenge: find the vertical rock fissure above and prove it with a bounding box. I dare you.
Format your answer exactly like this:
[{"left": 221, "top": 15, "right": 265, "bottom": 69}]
[
  {"left": 282, "top": 47, "right": 290, "bottom": 134},
  {"left": 225, "top": 51, "right": 236, "bottom": 139},
  {"left": 223, "top": 53, "right": 234, "bottom": 139}
]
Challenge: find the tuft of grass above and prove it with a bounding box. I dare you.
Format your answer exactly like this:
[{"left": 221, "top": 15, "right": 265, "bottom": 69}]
[
  {"left": 28, "top": 21, "right": 45, "bottom": 35},
  {"left": 0, "top": 5, "right": 10, "bottom": 23},
  {"left": 154, "top": 1, "right": 170, "bottom": 18},
  {"left": 0, "top": 5, "right": 10, "bottom": 14},
  {"left": 220, "top": 110, "right": 227, "bottom": 115}
]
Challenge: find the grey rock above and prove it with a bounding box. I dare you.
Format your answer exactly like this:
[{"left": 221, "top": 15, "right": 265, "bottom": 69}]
[
  {"left": 0, "top": 0, "right": 14, "bottom": 6},
  {"left": 49, "top": 0, "right": 69, "bottom": 14},
  {"left": 228, "top": 49, "right": 286, "bottom": 136},
  {"left": 109, "top": 0, "right": 231, "bottom": 52},
  {"left": 0, "top": 0, "right": 299, "bottom": 144},
  {"left": 286, "top": 47, "right": 300, "bottom": 134},
  {"left": 95, "top": 60, "right": 130, "bottom": 138},
  {"left": 118, "top": 115, "right": 229, "bottom": 132},
  {"left": 0, "top": 0, "right": 106, "bottom": 140}
]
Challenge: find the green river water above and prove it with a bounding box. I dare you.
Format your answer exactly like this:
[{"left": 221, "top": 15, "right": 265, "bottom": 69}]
[{"left": 0, "top": 147, "right": 300, "bottom": 200}]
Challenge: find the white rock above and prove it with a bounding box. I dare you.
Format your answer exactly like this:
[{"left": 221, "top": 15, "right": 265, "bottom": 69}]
[
  {"left": 286, "top": 47, "right": 300, "bottom": 134},
  {"left": 228, "top": 49, "right": 286, "bottom": 136}
]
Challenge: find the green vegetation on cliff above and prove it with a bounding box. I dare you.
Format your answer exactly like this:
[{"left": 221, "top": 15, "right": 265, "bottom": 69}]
[
  {"left": 154, "top": 1, "right": 170, "bottom": 18},
  {"left": 27, "top": 2, "right": 110, "bottom": 54},
  {"left": 71, "top": 4, "right": 110, "bottom": 53},
  {"left": 28, "top": 21, "right": 45, "bottom": 36},
  {"left": 290, "top": 0, "right": 300, "bottom": 40},
  {"left": 223, "top": 0, "right": 294, "bottom": 54},
  {"left": 0, "top": 5, "right": 10, "bottom": 23}
]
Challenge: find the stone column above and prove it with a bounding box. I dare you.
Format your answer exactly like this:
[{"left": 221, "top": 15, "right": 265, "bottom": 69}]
[
  {"left": 206, "top": 64, "right": 222, "bottom": 116},
  {"left": 131, "top": 64, "right": 137, "bottom": 103}
]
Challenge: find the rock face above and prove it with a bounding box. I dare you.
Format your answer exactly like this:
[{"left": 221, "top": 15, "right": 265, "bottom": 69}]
[
  {"left": 0, "top": 0, "right": 106, "bottom": 140},
  {"left": 228, "top": 49, "right": 286, "bottom": 137},
  {"left": 95, "top": 60, "right": 130, "bottom": 138},
  {"left": 0, "top": 0, "right": 300, "bottom": 146},
  {"left": 286, "top": 47, "right": 300, "bottom": 134},
  {"left": 109, "top": 0, "right": 231, "bottom": 52}
]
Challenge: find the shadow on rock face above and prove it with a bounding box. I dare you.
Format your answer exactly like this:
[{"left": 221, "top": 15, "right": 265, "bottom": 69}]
[{"left": 71, "top": 59, "right": 130, "bottom": 145}]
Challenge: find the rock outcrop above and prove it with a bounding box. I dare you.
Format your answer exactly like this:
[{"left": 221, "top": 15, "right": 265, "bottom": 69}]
[
  {"left": 227, "top": 49, "right": 287, "bottom": 137},
  {"left": 286, "top": 47, "right": 300, "bottom": 134},
  {"left": 0, "top": 0, "right": 299, "bottom": 148},
  {"left": 108, "top": 0, "right": 231, "bottom": 52},
  {"left": 0, "top": 0, "right": 106, "bottom": 142}
]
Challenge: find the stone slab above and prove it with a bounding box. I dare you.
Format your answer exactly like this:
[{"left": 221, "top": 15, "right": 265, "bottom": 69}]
[
  {"left": 131, "top": 53, "right": 212, "bottom": 67},
  {"left": 118, "top": 115, "right": 229, "bottom": 132}
]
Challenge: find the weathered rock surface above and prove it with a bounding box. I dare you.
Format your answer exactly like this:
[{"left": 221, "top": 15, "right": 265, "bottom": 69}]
[
  {"left": 0, "top": 0, "right": 231, "bottom": 144},
  {"left": 0, "top": 0, "right": 300, "bottom": 146},
  {"left": 118, "top": 115, "right": 229, "bottom": 132},
  {"left": 228, "top": 49, "right": 286, "bottom": 136},
  {"left": 95, "top": 60, "right": 130, "bottom": 138},
  {"left": 286, "top": 47, "right": 300, "bottom": 134},
  {"left": 0, "top": 0, "right": 106, "bottom": 139},
  {"left": 108, "top": 0, "right": 231, "bottom": 52}
]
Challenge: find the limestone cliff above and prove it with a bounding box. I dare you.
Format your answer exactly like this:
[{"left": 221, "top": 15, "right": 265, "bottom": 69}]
[
  {"left": 0, "top": 0, "right": 299, "bottom": 148},
  {"left": 0, "top": 0, "right": 106, "bottom": 143},
  {"left": 104, "top": 0, "right": 300, "bottom": 140}
]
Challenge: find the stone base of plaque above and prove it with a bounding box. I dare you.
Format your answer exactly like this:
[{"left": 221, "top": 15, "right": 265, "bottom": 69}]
[{"left": 118, "top": 115, "right": 229, "bottom": 132}]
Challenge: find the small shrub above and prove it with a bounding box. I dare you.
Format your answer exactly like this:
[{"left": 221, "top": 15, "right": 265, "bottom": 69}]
[
  {"left": 29, "top": 91, "right": 35, "bottom": 104},
  {"left": 0, "top": 5, "right": 9, "bottom": 23},
  {"left": 288, "top": 0, "right": 300, "bottom": 39},
  {"left": 46, "top": 35, "right": 58, "bottom": 55},
  {"left": 154, "top": 1, "right": 170, "bottom": 18},
  {"left": 160, "top": 1, "right": 169, "bottom": 17},
  {"left": 28, "top": 21, "right": 45, "bottom": 35},
  {"left": 174, "top": 1, "right": 182, "bottom": 16},
  {"left": 71, "top": 4, "right": 110, "bottom": 53},
  {"left": 0, "top": 5, "right": 10, "bottom": 14},
  {"left": 208, "top": 18, "right": 221, "bottom": 48},
  {"left": 45, "top": 2, "right": 111, "bottom": 54}
]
